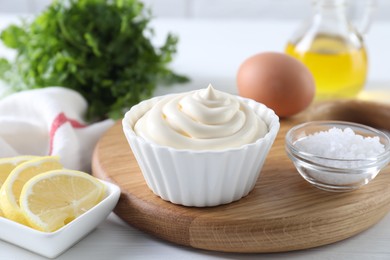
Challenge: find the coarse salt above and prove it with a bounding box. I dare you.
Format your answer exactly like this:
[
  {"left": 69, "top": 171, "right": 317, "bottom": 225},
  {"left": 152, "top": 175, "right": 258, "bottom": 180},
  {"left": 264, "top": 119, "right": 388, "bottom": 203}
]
[
  {"left": 289, "top": 125, "right": 389, "bottom": 188},
  {"left": 295, "top": 127, "right": 385, "bottom": 160}
]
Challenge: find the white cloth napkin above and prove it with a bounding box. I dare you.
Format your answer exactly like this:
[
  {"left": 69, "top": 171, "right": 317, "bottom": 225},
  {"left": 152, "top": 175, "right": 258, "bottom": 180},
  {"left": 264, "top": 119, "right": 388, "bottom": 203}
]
[{"left": 0, "top": 87, "right": 115, "bottom": 171}]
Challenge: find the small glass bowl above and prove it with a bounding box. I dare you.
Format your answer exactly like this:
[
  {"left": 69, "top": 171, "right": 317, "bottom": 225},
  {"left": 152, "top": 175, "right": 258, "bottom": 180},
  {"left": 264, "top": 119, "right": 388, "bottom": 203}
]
[{"left": 285, "top": 121, "right": 390, "bottom": 192}]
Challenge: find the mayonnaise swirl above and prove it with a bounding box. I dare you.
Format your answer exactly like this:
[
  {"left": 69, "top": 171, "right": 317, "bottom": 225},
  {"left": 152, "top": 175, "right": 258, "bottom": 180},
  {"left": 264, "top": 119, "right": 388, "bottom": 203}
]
[{"left": 134, "top": 85, "right": 268, "bottom": 150}]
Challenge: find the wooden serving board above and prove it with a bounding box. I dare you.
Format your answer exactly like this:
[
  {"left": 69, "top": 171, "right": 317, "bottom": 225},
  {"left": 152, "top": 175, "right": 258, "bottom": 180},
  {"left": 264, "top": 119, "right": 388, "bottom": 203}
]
[{"left": 92, "top": 100, "right": 390, "bottom": 253}]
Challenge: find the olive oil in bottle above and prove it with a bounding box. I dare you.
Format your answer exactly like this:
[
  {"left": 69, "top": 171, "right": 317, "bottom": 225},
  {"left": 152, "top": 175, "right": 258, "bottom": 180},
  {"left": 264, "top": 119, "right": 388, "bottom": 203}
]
[
  {"left": 285, "top": 0, "right": 373, "bottom": 100},
  {"left": 286, "top": 35, "right": 367, "bottom": 99}
]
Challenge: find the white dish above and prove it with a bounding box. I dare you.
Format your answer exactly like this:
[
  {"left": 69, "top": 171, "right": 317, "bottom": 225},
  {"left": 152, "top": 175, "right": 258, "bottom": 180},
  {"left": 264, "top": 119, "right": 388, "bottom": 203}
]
[
  {"left": 0, "top": 180, "right": 120, "bottom": 258},
  {"left": 123, "top": 94, "right": 280, "bottom": 207}
]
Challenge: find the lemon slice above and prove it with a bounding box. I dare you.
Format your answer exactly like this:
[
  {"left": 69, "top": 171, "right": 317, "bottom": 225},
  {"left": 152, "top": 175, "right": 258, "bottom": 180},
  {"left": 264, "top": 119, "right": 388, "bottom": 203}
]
[
  {"left": 0, "top": 156, "right": 62, "bottom": 225},
  {"left": 0, "top": 156, "right": 37, "bottom": 187},
  {"left": 20, "top": 169, "right": 106, "bottom": 232}
]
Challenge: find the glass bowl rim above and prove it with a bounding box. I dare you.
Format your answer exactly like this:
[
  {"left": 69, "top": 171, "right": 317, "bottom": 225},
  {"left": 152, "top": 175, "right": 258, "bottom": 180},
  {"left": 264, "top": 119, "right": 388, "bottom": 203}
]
[{"left": 285, "top": 120, "right": 390, "bottom": 164}]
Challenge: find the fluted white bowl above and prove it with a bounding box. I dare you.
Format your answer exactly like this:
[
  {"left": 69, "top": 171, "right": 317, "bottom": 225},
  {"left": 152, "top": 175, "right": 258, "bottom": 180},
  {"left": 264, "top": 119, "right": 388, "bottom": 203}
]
[{"left": 122, "top": 95, "right": 279, "bottom": 207}]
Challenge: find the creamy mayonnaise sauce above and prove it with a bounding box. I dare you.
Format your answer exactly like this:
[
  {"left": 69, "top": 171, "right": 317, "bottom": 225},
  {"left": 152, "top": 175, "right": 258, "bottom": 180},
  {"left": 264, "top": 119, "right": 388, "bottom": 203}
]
[{"left": 134, "top": 85, "right": 268, "bottom": 150}]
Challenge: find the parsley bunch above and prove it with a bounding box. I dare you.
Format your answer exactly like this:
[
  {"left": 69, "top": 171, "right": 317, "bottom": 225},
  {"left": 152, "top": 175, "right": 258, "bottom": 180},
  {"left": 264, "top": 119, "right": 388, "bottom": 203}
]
[{"left": 0, "top": 0, "right": 188, "bottom": 120}]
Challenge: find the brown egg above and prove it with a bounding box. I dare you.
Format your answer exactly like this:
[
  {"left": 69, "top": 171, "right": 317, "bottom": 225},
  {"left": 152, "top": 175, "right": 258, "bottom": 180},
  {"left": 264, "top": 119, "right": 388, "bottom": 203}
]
[{"left": 237, "top": 52, "right": 315, "bottom": 118}]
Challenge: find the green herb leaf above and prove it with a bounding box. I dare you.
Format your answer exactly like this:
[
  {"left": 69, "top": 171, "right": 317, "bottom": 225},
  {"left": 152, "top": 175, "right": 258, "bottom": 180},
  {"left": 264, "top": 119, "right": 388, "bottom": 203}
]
[{"left": 0, "top": 0, "right": 189, "bottom": 121}]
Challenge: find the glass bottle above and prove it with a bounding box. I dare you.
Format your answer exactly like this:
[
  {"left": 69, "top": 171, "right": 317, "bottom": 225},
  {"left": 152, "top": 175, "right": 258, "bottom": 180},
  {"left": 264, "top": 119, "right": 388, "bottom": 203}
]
[{"left": 285, "top": 0, "right": 375, "bottom": 99}]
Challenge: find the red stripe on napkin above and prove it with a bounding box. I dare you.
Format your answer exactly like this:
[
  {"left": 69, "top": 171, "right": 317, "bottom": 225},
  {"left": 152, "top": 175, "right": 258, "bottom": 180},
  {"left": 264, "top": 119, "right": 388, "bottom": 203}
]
[{"left": 49, "top": 112, "right": 85, "bottom": 155}]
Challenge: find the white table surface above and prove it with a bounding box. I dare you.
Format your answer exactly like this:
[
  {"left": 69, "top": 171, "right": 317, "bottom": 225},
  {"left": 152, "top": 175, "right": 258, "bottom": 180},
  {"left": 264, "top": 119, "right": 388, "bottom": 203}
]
[{"left": 0, "top": 15, "right": 390, "bottom": 259}]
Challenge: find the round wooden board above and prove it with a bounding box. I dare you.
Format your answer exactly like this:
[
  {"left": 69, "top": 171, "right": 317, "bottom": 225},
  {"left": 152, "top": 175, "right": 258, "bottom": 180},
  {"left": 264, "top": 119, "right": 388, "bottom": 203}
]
[{"left": 92, "top": 100, "right": 390, "bottom": 253}]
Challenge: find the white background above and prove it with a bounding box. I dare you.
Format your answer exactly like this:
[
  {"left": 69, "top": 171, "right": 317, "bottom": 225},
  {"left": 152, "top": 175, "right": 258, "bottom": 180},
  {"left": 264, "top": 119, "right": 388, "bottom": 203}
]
[{"left": 0, "top": 0, "right": 389, "bottom": 21}]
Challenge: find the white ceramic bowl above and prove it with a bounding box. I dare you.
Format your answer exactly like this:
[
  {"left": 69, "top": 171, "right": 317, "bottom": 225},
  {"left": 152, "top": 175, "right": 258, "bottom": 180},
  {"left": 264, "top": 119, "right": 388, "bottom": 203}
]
[
  {"left": 122, "top": 95, "right": 280, "bottom": 207},
  {"left": 0, "top": 180, "right": 120, "bottom": 258}
]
